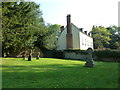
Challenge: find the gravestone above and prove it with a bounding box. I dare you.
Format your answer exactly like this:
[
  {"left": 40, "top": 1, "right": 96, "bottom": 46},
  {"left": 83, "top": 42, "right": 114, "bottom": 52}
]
[
  {"left": 20, "top": 51, "right": 27, "bottom": 60},
  {"left": 36, "top": 52, "right": 40, "bottom": 59},
  {"left": 84, "top": 48, "right": 95, "bottom": 67},
  {"left": 28, "top": 50, "right": 32, "bottom": 61}
]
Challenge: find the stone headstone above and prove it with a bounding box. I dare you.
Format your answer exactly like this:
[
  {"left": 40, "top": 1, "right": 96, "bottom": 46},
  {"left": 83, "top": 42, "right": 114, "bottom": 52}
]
[
  {"left": 28, "top": 50, "right": 32, "bottom": 61},
  {"left": 36, "top": 52, "right": 40, "bottom": 59},
  {"left": 84, "top": 48, "right": 95, "bottom": 67}
]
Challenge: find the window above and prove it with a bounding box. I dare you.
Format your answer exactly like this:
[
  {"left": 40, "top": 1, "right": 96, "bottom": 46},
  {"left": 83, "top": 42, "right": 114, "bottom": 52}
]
[
  {"left": 85, "top": 39, "right": 86, "bottom": 46},
  {"left": 82, "top": 38, "right": 84, "bottom": 45}
]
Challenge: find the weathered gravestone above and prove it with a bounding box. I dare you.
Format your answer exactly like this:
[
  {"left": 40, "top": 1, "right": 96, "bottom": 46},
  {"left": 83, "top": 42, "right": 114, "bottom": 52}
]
[
  {"left": 28, "top": 50, "right": 32, "bottom": 61},
  {"left": 20, "top": 51, "right": 27, "bottom": 60},
  {"left": 36, "top": 52, "right": 40, "bottom": 59},
  {"left": 84, "top": 48, "right": 95, "bottom": 67}
]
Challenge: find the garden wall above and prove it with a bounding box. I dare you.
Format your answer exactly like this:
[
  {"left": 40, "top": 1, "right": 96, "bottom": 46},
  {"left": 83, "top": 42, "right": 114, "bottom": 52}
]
[
  {"left": 56, "top": 49, "right": 120, "bottom": 62},
  {"left": 20, "top": 49, "right": 119, "bottom": 62},
  {"left": 64, "top": 52, "right": 87, "bottom": 60}
]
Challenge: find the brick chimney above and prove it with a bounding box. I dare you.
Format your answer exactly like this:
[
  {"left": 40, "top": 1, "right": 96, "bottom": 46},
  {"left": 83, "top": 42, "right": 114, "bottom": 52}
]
[{"left": 66, "top": 14, "right": 73, "bottom": 49}]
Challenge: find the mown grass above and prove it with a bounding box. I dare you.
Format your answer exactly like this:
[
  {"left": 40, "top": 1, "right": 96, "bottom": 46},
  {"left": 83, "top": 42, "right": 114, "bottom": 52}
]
[{"left": 1, "top": 58, "right": 119, "bottom": 88}]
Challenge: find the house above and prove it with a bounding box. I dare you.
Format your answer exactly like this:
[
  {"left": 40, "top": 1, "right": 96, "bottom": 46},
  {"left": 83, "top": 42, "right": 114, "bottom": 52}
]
[{"left": 57, "top": 14, "right": 93, "bottom": 50}]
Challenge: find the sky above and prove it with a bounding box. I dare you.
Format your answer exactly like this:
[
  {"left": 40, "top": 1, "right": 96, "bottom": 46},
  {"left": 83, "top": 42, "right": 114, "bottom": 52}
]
[{"left": 30, "top": 0, "right": 119, "bottom": 31}]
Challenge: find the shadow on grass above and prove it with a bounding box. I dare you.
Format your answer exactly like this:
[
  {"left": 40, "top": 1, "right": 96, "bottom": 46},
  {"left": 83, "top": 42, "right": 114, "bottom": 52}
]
[
  {"left": 2, "top": 63, "right": 85, "bottom": 72},
  {"left": 52, "top": 58, "right": 86, "bottom": 61},
  {"left": 2, "top": 64, "right": 92, "bottom": 88}
]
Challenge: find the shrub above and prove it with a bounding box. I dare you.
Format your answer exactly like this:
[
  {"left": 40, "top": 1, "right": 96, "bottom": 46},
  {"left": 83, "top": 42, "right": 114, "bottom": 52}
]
[
  {"left": 93, "top": 50, "right": 120, "bottom": 62},
  {"left": 42, "top": 50, "right": 64, "bottom": 58},
  {"left": 43, "top": 50, "right": 55, "bottom": 58},
  {"left": 54, "top": 50, "right": 64, "bottom": 58},
  {"left": 64, "top": 49, "right": 88, "bottom": 55}
]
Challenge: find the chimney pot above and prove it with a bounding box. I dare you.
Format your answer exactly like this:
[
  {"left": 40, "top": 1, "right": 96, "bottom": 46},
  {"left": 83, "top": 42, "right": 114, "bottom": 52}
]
[
  {"left": 79, "top": 28, "right": 83, "bottom": 32},
  {"left": 84, "top": 31, "right": 87, "bottom": 34},
  {"left": 60, "top": 26, "right": 64, "bottom": 32},
  {"left": 88, "top": 33, "right": 92, "bottom": 36}
]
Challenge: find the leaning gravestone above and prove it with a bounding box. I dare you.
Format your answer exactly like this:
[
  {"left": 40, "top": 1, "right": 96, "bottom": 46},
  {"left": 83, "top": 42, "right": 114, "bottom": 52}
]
[
  {"left": 84, "top": 48, "right": 95, "bottom": 67},
  {"left": 21, "top": 51, "right": 27, "bottom": 60}
]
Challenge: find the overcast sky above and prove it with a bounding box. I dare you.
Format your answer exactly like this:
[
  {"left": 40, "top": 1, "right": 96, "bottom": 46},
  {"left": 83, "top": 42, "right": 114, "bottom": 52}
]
[{"left": 32, "top": 0, "right": 119, "bottom": 31}]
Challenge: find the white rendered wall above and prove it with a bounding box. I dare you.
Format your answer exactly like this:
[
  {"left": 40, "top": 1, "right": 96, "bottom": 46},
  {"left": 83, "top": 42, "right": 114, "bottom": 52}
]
[
  {"left": 57, "top": 24, "right": 94, "bottom": 50},
  {"left": 79, "top": 32, "right": 93, "bottom": 50},
  {"left": 57, "top": 27, "right": 67, "bottom": 50},
  {"left": 72, "top": 24, "right": 80, "bottom": 49}
]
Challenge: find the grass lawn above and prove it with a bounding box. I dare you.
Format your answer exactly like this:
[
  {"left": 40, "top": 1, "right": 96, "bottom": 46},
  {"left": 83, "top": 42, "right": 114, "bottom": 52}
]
[{"left": 1, "top": 58, "right": 119, "bottom": 88}]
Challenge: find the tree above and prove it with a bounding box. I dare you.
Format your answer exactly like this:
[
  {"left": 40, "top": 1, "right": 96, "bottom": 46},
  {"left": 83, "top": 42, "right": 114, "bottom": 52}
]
[
  {"left": 2, "top": 2, "right": 62, "bottom": 57},
  {"left": 2, "top": 2, "right": 45, "bottom": 56},
  {"left": 33, "top": 23, "right": 61, "bottom": 57},
  {"left": 90, "top": 26, "right": 111, "bottom": 49},
  {"left": 106, "top": 25, "right": 120, "bottom": 49},
  {"left": 42, "top": 24, "right": 61, "bottom": 50}
]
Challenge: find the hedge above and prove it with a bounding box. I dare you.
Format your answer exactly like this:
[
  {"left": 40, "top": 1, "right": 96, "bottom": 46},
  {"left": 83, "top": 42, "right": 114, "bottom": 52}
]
[{"left": 93, "top": 50, "right": 120, "bottom": 62}]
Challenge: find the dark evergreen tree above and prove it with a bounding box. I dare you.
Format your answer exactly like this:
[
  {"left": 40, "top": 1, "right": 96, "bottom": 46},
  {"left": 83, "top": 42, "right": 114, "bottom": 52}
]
[{"left": 2, "top": 2, "right": 45, "bottom": 56}]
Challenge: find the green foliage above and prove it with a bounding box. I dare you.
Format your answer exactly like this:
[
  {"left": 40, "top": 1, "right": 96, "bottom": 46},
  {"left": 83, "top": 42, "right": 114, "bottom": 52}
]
[
  {"left": 91, "top": 25, "right": 120, "bottom": 49},
  {"left": 2, "top": 58, "right": 119, "bottom": 88},
  {"left": 39, "top": 50, "right": 64, "bottom": 58},
  {"left": 42, "top": 24, "right": 61, "bottom": 50},
  {"left": 64, "top": 49, "right": 88, "bottom": 54},
  {"left": 54, "top": 50, "right": 64, "bottom": 58},
  {"left": 90, "top": 26, "right": 111, "bottom": 49},
  {"left": 2, "top": 2, "right": 46, "bottom": 56},
  {"left": 107, "top": 26, "right": 120, "bottom": 49},
  {"left": 93, "top": 50, "right": 120, "bottom": 62},
  {"left": 42, "top": 50, "right": 56, "bottom": 58},
  {"left": 33, "top": 24, "right": 61, "bottom": 57}
]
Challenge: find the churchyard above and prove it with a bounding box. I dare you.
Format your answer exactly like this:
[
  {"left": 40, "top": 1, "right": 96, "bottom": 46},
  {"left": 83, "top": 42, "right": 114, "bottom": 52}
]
[
  {"left": 2, "top": 58, "right": 119, "bottom": 88},
  {"left": 1, "top": 1, "right": 120, "bottom": 89}
]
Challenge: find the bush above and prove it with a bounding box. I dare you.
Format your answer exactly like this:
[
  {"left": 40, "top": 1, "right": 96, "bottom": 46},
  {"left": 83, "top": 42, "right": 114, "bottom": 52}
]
[
  {"left": 93, "top": 50, "right": 120, "bottom": 62},
  {"left": 43, "top": 50, "right": 55, "bottom": 58},
  {"left": 42, "top": 50, "right": 64, "bottom": 58},
  {"left": 64, "top": 49, "right": 88, "bottom": 55},
  {"left": 54, "top": 50, "right": 64, "bottom": 58}
]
